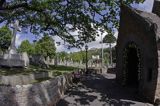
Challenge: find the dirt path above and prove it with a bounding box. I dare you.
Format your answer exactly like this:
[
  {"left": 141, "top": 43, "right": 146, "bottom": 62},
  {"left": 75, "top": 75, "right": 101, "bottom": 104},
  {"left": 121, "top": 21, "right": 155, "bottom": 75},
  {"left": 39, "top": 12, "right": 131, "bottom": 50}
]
[{"left": 56, "top": 73, "right": 153, "bottom": 106}]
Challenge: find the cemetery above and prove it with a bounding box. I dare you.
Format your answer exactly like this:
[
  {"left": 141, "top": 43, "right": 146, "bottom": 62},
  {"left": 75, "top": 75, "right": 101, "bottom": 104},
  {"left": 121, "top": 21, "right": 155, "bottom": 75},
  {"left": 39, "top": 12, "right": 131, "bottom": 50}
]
[{"left": 0, "top": 0, "right": 159, "bottom": 106}]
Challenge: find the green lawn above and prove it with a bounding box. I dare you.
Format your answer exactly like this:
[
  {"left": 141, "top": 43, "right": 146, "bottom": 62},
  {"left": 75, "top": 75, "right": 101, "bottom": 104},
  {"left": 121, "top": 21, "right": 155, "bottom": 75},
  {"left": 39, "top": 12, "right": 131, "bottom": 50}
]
[
  {"left": 49, "top": 65, "right": 78, "bottom": 71},
  {"left": 0, "top": 65, "right": 79, "bottom": 76}
]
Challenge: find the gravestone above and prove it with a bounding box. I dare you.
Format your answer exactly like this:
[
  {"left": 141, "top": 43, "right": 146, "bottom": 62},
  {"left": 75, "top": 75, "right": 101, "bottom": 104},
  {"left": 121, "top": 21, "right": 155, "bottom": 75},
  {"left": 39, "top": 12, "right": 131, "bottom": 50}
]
[
  {"left": 0, "top": 20, "right": 29, "bottom": 68},
  {"left": 30, "top": 55, "right": 48, "bottom": 68},
  {"left": 116, "top": 3, "right": 160, "bottom": 103},
  {"left": 50, "top": 59, "right": 55, "bottom": 65},
  {"left": 46, "top": 56, "right": 50, "bottom": 64}
]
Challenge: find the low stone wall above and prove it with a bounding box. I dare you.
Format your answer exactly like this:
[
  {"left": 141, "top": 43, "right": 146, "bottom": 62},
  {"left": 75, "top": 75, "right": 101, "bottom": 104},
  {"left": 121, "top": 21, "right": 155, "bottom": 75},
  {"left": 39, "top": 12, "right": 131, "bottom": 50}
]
[
  {"left": 0, "top": 73, "right": 74, "bottom": 106},
  {"left": 0, "top": 71, "right": 53, "bottom": 86},
  {"left": 0, "top": 68, "right": 106, "bottom": 106},
  {"left": 0, "top": 68, "right": 85, "bottom": 86}
]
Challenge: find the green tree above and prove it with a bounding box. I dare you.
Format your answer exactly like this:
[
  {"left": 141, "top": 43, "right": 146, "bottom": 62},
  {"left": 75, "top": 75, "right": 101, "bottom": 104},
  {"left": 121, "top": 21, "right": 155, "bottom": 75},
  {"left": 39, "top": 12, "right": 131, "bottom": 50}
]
[
  {"left": 57, "top": 52, "right": 68, "bottom": 61},
  {"left": 35, "top": 35, "right": 56, "bottom": 58},
  {"left": 0, "top": 26, "right": 12, "bottom": 53},
  {"left": 0, "top": 0, "right": 144, "bottom": 47},
  {"left": 103, "top": 33, "right": 116, "bottom": 66},
  {"left": 18, "top": 40, "right": 34, "bottom": 55},
  {"left": 69, "top": 52, "right": 82, "bottom": 62}
]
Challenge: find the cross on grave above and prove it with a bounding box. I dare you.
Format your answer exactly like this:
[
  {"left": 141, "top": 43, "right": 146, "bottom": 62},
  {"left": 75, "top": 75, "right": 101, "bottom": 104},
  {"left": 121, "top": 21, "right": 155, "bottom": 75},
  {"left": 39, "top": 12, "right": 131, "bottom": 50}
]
[{"left": 9, "top": 20, "right": 21, "bottom": 54}]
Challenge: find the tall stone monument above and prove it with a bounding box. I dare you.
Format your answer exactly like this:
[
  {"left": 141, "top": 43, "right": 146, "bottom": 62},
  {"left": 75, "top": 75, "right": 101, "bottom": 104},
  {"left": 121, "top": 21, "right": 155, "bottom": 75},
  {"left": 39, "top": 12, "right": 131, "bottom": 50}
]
[
  {"left": 0, "top": 20, "right": 29, "bottom": 68},
  {"left": 116, "top": 1, "right": 160, "bottom": 103}
]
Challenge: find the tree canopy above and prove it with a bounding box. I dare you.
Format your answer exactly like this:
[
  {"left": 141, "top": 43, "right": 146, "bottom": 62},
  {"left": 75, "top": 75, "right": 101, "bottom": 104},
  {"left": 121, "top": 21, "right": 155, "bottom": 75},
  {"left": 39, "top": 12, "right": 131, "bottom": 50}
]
[
  {"left": 18, "top": 40, "right": 34, "bottom": 55},
  {"left": 57, "top": 52, "right": 68, "bottom": 61},
  {"left": 103, "top": 33, "right": 116, "bottom": 44},
  {"left": 0, "top": 0, "right": 144, "bottom": 48},
  {"left": 0, "top": 26, "right": 12, "bottom": 52},
  {"left": 34, "top": 35, "right": 56, "bottom": 58},
  {"left": 18, "top": 35, "right": 56, "bottom": 58}
]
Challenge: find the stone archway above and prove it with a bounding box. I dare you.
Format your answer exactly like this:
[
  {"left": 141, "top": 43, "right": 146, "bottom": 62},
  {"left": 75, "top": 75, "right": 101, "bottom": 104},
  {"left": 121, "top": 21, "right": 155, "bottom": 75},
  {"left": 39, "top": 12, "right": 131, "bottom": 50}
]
[{"left": 123, "top": 42, "right": 141, "bottom": 87}]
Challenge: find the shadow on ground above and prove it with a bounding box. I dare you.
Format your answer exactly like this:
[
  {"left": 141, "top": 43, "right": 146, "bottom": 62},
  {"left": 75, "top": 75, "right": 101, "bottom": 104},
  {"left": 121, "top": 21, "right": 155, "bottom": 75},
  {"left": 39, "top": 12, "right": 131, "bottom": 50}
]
[{"left": 56, "top": 73, "right": 152, "bottom": 106}]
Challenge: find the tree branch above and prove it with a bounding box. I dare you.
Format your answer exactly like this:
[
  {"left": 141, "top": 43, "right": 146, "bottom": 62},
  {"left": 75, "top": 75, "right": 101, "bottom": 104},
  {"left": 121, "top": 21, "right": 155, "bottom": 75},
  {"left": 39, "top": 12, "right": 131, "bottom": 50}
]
[
  {"left": 0, "top": 0, "right": 5, "bottom": 7},
  {"left": 0, "top": 3, "right": 27, "bottom": 10}
]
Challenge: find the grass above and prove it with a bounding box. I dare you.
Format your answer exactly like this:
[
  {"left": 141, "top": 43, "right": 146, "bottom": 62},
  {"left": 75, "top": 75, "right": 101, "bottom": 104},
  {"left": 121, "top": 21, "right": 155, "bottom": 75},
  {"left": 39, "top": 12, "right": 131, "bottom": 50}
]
[
  {"left": 0, "top": 65, "right": 79, "bottom": 76},
  {"left": 0, "top": 67, "right": 48, "bottom": 76},
  {"left": 49, "top": 65, "right": 79, "bottom": 76},
  {"left": 49, "top": 65, "right": 78, "bottom": 71},
  {"left": 32, "top": 77, "right": 52, "bottom": 83}
]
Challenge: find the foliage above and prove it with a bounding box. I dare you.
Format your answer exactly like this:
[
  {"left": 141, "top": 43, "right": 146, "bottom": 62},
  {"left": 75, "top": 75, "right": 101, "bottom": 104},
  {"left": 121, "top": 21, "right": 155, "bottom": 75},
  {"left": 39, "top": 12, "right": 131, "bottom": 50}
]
[
  {"left": 18, "top": 34, "right": 56, "bottom": 58},
  {"left": 58, "top": 48, "right": 114, "bottom": 65},
  {"left": 103, "top": 32, "right": 116, "bottom": 65},
  {"left": 103, "top": 33, "right": 116, "bottom": 44},
  {"left": 0, "top": 26, "right": 12, "bottom": 52},
  {"left": 57, "top": 52, "right": 68, "bottom": 61},
  {"left": 0, "top": 0, "right": 144, "bottom": 48},
  {"left": 69, "top": 51, "right": 86, "bottom": 62},
  {"left": 34, "top": 35, "right": 56, "bottom": 58},
  {"left": 18, "top": 40, "right": 34, "bottom": 55},
  {"left": 103, "top": 52, "right": 109, "bottom": 64},
  {"left": 0, "top": 65, "right": 77, "bottom": 76}
]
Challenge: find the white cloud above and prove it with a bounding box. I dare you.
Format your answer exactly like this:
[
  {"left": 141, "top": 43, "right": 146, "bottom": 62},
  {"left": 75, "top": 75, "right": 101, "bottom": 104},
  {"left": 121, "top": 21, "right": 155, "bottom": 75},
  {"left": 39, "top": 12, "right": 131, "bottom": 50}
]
[
  {"left": 53, "top": 29, "right": 120, "bottom": 52},
  {"left": 131, "top": 0, "right": 154, "bottom": 12},
  {"left": 53, "top": 36, "right": 68, "bottom": 52},
  {"left": 85, "top": 30, "right": 107, "bottom": 50}
]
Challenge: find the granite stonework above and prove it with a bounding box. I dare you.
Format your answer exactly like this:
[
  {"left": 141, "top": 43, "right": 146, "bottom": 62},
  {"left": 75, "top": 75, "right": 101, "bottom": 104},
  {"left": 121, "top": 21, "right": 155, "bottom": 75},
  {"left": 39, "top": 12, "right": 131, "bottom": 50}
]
[
  {"left": 0, "top": 67, "right": 103, "bottom": 87},
  {"left": 0, "top": 71, "right": 51, "bottom": 86},
  {"left": 0, "top": 52, "right": 29, "bottom": 68},
  {"left": 0, "top": 68, "right": 104, "bottom": 106},
  {"left": 116, "top": 4, "right": 160, "bottom": 103},
  {"left": 0, "top": 73, "right": 74, "bottom": 106},
  {"left": 30, "top": 55, "right": 48, "bottom": 68},
  {"left": 153, "top": 0, "right": 160, "bottom": 17}
]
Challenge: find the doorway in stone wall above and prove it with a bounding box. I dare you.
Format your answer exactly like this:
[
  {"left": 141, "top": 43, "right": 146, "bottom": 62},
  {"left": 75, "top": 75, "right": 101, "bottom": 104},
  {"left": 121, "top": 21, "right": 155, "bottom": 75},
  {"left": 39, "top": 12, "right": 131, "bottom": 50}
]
[{"left": 123, "top": 43, "right": 141, "bottom": 88}]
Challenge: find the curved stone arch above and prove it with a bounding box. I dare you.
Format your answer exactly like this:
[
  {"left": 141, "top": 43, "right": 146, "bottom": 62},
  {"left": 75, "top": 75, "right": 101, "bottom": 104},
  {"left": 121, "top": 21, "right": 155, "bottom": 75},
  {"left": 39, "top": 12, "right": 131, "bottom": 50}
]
[
  {"left": 122, "top": 41, "right": 142, "bottom": 86},
  {"left": 116, "top": 33, "right": 158, "bottom": 103}
]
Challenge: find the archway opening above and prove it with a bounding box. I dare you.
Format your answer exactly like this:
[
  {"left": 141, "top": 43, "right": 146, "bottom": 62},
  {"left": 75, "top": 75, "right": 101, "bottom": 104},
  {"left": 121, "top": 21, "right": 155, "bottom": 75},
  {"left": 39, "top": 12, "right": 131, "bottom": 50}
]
[{"left": 126, "top": 46, "right": 139, "bottom": 87}]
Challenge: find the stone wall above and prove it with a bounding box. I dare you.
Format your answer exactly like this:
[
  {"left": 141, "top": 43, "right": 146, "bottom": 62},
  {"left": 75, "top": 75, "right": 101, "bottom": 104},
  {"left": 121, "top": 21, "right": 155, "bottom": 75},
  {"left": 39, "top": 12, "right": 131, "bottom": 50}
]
[
  {"left": 0, "top": 72, "right": 51, "bottom": 86},
  {"left": 0, "top": 73, "right": 74, "bottom": 106},
  {"left": 0, "top": 67, "right": 106, "bottom": 106},
  {"left": 153, "top": 0, "right": 160, "bottom": 17},
  {"left": 0, "top": 68, "right": 85, "bottom": 86},
  {"left": 155, "top": 50, "right": 160, "bottom": 100},
  {"left": 116, "top": 5, "right": 159, "bottom": 103}
]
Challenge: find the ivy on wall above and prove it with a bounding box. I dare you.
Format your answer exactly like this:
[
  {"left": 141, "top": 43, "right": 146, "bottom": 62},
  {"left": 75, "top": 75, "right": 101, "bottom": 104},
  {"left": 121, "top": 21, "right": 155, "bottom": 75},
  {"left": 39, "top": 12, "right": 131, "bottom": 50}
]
[{"left": 122, "top": 42, "right": 142, "bottom": 86}]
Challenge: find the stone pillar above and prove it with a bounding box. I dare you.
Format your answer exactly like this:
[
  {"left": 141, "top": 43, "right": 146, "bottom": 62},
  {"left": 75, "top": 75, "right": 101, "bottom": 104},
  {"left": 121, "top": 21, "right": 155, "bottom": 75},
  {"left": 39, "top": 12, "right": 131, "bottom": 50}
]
[{"left": 152, "top": 0, "right": 160, "bottom": 17}]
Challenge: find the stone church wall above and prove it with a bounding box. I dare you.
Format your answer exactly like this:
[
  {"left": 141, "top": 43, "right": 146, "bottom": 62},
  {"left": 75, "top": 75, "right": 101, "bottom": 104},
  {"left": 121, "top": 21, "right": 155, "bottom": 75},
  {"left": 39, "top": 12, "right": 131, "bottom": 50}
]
[
  {"left": 153, "top": 0, "right": 160, "bottom": 17},
  {"left": 116, "top": 5, "right": 159, "bottom": 103}
]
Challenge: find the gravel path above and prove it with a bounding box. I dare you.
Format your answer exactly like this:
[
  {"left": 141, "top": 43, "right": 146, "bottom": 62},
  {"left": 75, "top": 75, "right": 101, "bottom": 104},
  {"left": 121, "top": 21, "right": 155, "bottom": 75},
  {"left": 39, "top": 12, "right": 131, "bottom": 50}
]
[{"left": 56, "top": 73, "right": 153, "bottom": 106}]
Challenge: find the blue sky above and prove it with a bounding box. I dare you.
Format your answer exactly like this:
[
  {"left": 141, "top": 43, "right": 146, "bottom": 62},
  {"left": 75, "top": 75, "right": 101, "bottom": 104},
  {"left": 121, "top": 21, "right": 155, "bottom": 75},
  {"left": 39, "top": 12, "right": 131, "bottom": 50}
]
[{"left": 12, "top": 0, "right": 154, "bottom": 52}]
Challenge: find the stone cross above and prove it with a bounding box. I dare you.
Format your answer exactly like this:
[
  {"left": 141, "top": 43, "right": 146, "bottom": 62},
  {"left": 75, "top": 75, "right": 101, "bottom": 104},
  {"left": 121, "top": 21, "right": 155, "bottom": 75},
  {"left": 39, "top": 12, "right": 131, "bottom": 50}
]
[{"left": 9, "top": 20, "right": 21, "bottom": 54}]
